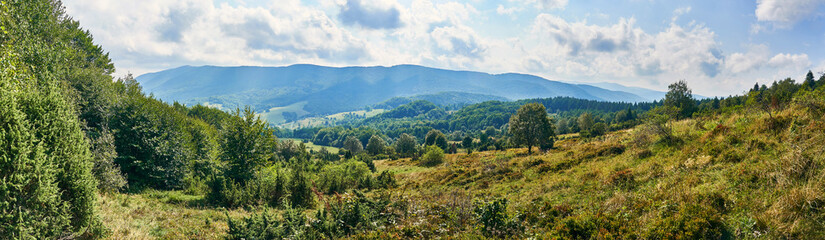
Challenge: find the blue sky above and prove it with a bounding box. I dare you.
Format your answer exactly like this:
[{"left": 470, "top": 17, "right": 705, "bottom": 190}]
[{"left": 65, "top": 0, "right": 825, "bottom": 96}]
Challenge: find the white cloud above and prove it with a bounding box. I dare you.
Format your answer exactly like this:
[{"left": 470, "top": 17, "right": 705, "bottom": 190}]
[
  {"left": 511, "top": 0, "right": 568, "bottom": 10},
  {"left": 526, "top": 13, "right": 813, "bottom": 95},
  {"left": 725, "top": 44, "right": 771, "bottom": 73},
  {"left": 755, "top": 0, "right": 825, "bottom": 27},
  {"left": 62, "top": 0, "right": 817, "bottom": 97},
  {"left": 496, "top": 5, "right": 520, "bottom": 16},
  {"left": 768, "top": 53, "right": 810, "bottom": 67},
  {"left": 672, "top": 6, "right": 691, "bottom": 22},
  {"left": 64, "top": 0, "right": 370, "bottom": 75}
]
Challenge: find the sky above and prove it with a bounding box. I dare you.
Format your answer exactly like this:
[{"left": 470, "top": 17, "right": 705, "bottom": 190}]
[{"left": 64, "top": 0, "right": 825, "bottom": 96}]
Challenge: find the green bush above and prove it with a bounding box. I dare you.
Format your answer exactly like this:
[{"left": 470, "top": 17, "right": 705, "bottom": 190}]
[
  {"left": 227, "top": 207, "right": 322, "bottom": 240},
  {"left": 207, "top": 168, "right": 288, "bottom": 208},
  {"left": 474, "top": 198, "right": 523, "bottom": 238},
  {"left": 375, "top": 170, "right": 398, "bottom": 189},
  {"left": 313, "top": 191, "right": 396, "bottom": 238},
  {"left": 317, "top": 160, "right": 373, "bottom": 194},
  {"left": 421, "top": 145, "right": 445, "bottom": 167}
]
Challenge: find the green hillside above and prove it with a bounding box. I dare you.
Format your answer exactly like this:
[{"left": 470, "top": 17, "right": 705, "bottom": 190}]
[{"left": 4, "top": 1, "right": 825, "bottom": 239}]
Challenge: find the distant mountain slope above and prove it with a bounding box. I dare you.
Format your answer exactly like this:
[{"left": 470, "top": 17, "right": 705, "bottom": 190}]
[
  {"left": 373, "top": 91, "right": 509, "bottom": 110},
  {"left": 137, "top": 64, "right": 648, "bottom": 123},
  {"left": 586, "top": 82, "right": 706, "bottom": 101}
]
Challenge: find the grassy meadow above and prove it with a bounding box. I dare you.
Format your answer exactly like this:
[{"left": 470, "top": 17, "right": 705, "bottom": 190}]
[{"left": 102, "top": 101, "right": 825, "bottom": 239}]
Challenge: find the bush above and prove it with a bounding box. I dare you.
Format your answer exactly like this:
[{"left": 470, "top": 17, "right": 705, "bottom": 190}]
[
  {"left": 317, "top": 160, "right": 374, "bottom": 194},
  {"left": 355, "top": 152, "right": 376, "bottom": 172},
  {"left": 289, "top": 166, "right": 314, "bottom": 208},
  {"left": 313, "top": 191, "right": 396, "bottom": 238},
  {"left": 375, "top": 170, "right": 398, "bottom": 189},
  {"left": 474, "top": 198, "right": 523, "bottom": 238},
  {"left": 227, "top": 207, "right": 322, "bottom": 240},
  {"left": 207, "top": 168, "right": 288, "bottom": 208},
  {"left": 421, "top": 145, "right": 445, "bottom": 167}
]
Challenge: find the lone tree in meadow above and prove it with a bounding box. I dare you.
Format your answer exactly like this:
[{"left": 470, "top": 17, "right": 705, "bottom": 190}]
[
  {"left": 663, "top": 80, "right": 697, "bottom": 119},
  {"left": 508, "top": 103, "right": 555, "bottom": 154}
]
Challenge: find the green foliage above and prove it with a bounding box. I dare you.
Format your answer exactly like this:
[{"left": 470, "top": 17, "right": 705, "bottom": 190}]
[
  {"left": 421, "top": 145, "right": 445, "bottom": 166},
  {"left": 88, "top": 129, "right": 126, "bottom": 193},
  {"left": 219, "top": 107, "right": 278, "bottom": 184},
  {"left": 462, "top": 136, "right": 474, "bottom": 151},
  {"left": 206, "top": 168, "right": 288, "bottom": 208},
  {"left": 394, "top": 133, "right": 418, "bottom": 157},
  {"left": 375, "top": 170, "right": 398, "bottom": 189},
  {"left": 425, "top": 129, "right": 449, "bottom": 150},
  {"left": 0, "top": 0, "right": 107, "bottom": 236},
  {"left": 508, "top": 103, "right": 555, "bottom": 153},
  {"left": 474, "top": 198, "right": 523, "bottom": 238},
  {"left": 365, "top": 135, "right": 386, "bottom": 155},
  {"left": 313, "top": 191, "right": 396, "bottom": 238},
  {"left": 226, "top": 207, "right": 319, "bottom": 240},
  {"left": 342, "top": 136, "right": 364, "bottom": 154},
  {"left": 111, "top": 81, "right": 197, "bottom": 190},
  {"left": 664, "top": 80, "right": 697, "bottom": 119},
  {"left": 317, "top": 160, "right": 374, "bottom": 194},
  {"left": 288, "top": 166, "right": 314, "bottom": 208}
]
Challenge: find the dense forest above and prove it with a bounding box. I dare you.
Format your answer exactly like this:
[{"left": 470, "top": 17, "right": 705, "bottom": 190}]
[{"left": 4, "top": 0, "right": 825, "bottom": 239}]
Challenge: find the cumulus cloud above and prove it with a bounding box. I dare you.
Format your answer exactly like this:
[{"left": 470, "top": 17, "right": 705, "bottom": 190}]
[
  {"left": 63, "top": 0, "right": 370, "bottom": 74},
  {"left": 755, "top": 0, "right": 825, "bottom": 26},
  {"left": 61, "top": 0, "right": 816, "bottom": 97},
  {"left": 430, "top": 26, "right": 486, "bottom": 59},
  {"left": 525, "top": 12, "right": 810, "bottom": 95},
  {"left": 338, "top": 0, "right": 403, "bottom": 29},
  {"left": 509, "top": 0, "right": 567, "bottom": 10},
  {"left": 496, "top": 5, "right": 520, "bottom": 16}
]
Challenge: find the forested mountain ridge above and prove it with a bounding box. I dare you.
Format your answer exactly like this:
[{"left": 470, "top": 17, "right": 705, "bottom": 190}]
[{"left": 136, "top": 64, "right": 648, "bottom": 123}]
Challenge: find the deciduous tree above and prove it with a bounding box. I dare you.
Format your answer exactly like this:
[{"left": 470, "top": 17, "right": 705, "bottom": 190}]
[{"left": 508, "top": 103, "right": 555, "bottom": 153}]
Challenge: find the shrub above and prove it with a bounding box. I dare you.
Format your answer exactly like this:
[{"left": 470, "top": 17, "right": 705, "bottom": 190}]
[
  {"left": 474, "top": 198, "right": 523, "bottom": 238},
  {"left": 421, "top": 145, "right": 445, "bottom": 167},
  {"left": 207, "top": 168, "right": 288, "bottom": 208},
  {"left": 289, "top": 166, "right": 314, "bottom": 208},
  {"left": 313, "top": 191, "right": 396, "bottom": 238},
  {"left": 355, "top": 152, "right": 376, "bottom": 172},
  {"left": 317, "top": 160, "right": 374, "bottom": 194},
  {"left": 227, "top": 207, "right": 322, "bottom": 240},
  {"left": 375, "top": 170, "right": 398, "bottom": 189}
]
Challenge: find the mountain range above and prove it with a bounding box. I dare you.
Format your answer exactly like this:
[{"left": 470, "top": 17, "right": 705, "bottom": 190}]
[{"left": 137, "top": 64, "right": 660, "bottom": 124}]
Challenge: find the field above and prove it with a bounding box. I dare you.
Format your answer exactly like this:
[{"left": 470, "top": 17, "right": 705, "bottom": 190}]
[
  {"left": 101, "top": 102, "right": 825, "bottom": 238},
  {"left": 277, "top": 109, "right": 386, "bottom": 129},
  {"left": 279, "top": 138, "right": 340, "bottom": 152}
]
